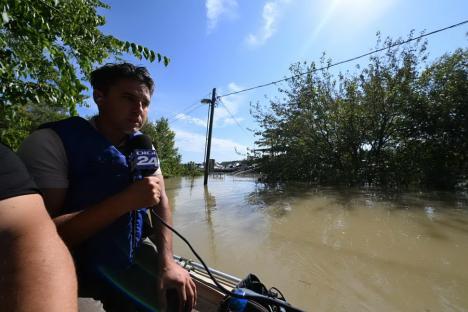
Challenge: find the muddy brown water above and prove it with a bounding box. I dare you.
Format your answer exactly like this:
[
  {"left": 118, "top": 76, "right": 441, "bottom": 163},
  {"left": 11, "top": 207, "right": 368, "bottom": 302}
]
[{"left": 165, "top": 175, "right": 468, "bottom": 311}]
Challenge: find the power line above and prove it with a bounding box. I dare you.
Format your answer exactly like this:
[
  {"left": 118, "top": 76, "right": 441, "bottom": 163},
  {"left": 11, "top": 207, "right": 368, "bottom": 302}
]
[
  {"left": 166, "top": 92, "right": 212, "bottom": 125},
  {"left": 166, "top": 102, "right": 201, "bottom": 121},
  {"left": 218, "top": 99, "right": 250, "bottom": 135},
  {"left": 167, "top": 103, "right": 205, "bottom": 125},
  {"left": 166, "top": 91, "right": 212, "bottom": 121},
  {"left": 218, "top": 19, "right": 468, "bottom": 99}
]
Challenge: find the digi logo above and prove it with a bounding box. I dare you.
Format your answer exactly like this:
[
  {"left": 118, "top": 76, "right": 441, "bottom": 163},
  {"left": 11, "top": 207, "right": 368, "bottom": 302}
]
[{"left": 130, "top": 149, "right": 159, "bottom": 171}]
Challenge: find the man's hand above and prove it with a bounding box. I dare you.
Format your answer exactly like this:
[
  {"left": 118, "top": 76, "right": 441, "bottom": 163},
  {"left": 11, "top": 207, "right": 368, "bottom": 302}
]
[
  {"left": 158, "top": 261, "right": 197, "bottom": 311},
  {"left": 122, "top": 176, "right": 162, "bottom": 210}
]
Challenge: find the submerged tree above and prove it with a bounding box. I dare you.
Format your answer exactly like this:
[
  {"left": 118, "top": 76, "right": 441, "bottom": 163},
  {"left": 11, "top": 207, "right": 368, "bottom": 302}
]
[
  {"left": 0, "top": 0, "right": 169, "bottom": 149},
  {"left": 253, "top": 33, "right": 467, "bottom": 189},
  {"left": 411, "top": 48, "right": 468, "bottom": 188}
]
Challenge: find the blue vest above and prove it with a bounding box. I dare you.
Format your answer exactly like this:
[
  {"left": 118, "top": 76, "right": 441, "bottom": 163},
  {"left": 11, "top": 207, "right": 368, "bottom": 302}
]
[{"left": 41, "top": 117, "right": 146, "bottom": 270}]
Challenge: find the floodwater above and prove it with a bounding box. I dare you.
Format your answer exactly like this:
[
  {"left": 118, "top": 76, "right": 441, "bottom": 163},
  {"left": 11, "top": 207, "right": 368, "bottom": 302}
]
[{"left": 165, "top": 175, "right": 468, "bottom": 311}]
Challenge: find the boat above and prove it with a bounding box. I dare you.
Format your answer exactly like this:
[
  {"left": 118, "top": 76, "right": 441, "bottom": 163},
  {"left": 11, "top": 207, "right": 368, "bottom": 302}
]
[
  {"left": 173, "top": 255, "right": 239, "bottom": 311},
  {"left": 173, "top": 255, "right": 305, "bottom": 312}
]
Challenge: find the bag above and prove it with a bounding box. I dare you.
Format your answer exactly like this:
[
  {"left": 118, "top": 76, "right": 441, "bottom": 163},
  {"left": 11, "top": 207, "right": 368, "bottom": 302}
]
[{"left": 219, "top": 274, "right": 288, "bottom": 312}]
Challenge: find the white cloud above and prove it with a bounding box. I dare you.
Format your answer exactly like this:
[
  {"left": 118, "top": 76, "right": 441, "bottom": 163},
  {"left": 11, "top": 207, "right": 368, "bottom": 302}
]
[
  {"left": 246, "top": 0, "right": 290, "bottom": 46},
  {"left": 174, "top": 113, "right": 206, "bottom": 128},
  {"left": 174, "top": 129, "right": 248, "bottom": 160},
  {"left": 206, "top": 0, "right": 238, "bottom": 32}
]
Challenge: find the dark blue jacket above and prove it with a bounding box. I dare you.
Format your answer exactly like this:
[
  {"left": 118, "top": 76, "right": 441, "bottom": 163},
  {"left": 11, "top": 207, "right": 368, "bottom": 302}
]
[{"left": 41, "top": 117, "right": 146, "bottom": 272}]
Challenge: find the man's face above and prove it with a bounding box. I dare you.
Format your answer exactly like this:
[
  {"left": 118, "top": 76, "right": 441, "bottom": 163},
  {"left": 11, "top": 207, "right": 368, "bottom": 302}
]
[{"left": 96, "top": 78, "right": 152, "bottom": 134}]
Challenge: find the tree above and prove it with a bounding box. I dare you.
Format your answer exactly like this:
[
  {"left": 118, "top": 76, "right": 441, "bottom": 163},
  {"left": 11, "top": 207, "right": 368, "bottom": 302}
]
[
  {"left": 0, "top": 0, "right": 169, "bottom": 149},
  {"left": 412, "top": 48, "right": 468, "bottom": 188},
  {"left": 357, "top": 34, "right": 427, "bottom": 186},
  {"left": 141, "top": 118, "right": 183, "bottom": 177},
  {"left": 252, "top": 32, "right": 467, "bottom": 189}
]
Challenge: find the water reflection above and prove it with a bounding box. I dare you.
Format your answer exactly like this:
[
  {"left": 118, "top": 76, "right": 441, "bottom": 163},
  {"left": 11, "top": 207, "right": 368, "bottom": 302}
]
[
  {"left": 164, "top": 175, "right": 182, "bottom": 210},
  {"left": 203, "top": 186, "right": 218, "bottom": 262},
  {"left": 166, "top": 176, "right": 468, "bottom": 311},
  {"left": 203, "top": 186, "right": 217, "bottom": 212}
]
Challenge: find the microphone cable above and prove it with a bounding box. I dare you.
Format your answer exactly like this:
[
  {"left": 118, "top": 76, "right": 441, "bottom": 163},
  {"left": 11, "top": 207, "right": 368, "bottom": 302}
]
[{"left": 152, "top": 212, "right": 305, "bottom": 312}]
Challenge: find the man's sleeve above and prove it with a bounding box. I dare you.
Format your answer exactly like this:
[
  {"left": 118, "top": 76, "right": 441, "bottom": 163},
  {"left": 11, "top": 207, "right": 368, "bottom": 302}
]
[
  {"left": 0, "top": 143, "right": 39, "bottom": 200},
  {"left": 17, "top": 129, "right": 69, "bottom": 189}
]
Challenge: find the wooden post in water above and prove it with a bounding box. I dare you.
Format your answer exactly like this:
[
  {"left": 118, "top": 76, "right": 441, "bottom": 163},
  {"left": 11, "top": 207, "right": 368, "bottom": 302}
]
[{"left": 203, "top": 88, "right": 216, "bottom": 185}]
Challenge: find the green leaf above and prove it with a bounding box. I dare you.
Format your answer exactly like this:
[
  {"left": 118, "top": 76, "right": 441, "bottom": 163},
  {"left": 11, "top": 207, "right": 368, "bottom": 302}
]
[
  {"left": 157, "top": 53, "right": 162, "bottom": 62},
  {"left": 163, "top": 56, "right": 170, "bottom": 67},
  {"left": 143, "top": 48, "right": 150, "bottom": 59},
  {"left": 0, "top": 0, "right": 170, "bottom": 150},
  {"left": 124, "top": 41, "right": 131, "bottom": 51}
]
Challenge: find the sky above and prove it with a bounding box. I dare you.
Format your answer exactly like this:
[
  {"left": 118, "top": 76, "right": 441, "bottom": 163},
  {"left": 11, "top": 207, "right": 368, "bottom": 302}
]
[{"left": 78, "top": 0, "right": 468, "bottom": 163}]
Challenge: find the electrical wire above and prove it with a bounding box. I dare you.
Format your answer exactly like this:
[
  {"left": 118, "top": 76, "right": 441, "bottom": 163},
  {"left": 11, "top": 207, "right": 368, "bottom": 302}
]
[
  {"left": 167, "top": 103, "right": 206, "bottom": 125},
  {"left": 167, "top": 91, "right": 213, "bottom": 126},
  {"left": 166, "top": 91, "right": 212, "bottom": 122},
  {"left": 218, "top": 19, "right": 468, "bottom": 99},
  {"left": 152, "top": 213, "right": 305, "bottom": 312},
  {"left": 218, "top": 98, "right": 251, "bottom": 135},
  {"left": 166, "top": 102, "right": 202, "bottom": 122}
]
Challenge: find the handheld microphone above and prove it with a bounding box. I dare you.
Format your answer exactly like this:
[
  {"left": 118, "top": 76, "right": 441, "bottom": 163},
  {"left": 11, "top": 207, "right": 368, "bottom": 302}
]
[
  {"left": 126, "top": 134, "right": 160, "bottom": 261},
  {"left": 127, "top": 134, "right": 159, "bottom": 181}
]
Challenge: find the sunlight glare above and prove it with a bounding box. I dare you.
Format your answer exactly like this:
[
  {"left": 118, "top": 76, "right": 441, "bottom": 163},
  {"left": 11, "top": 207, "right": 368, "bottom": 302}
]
[{"left": 299, "top": 0, "right": 395, "bottom": 57}]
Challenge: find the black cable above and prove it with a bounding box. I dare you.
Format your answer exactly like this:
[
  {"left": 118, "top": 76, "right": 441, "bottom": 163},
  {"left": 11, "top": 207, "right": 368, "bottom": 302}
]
[
  {"left": 269, "top": 286, "right": 286, "bottom": 301},
  {"left": 167, "top": 102, "right": 201, "bottom": 122},
  {"left": 218, "top": 98, "right": 251, "bottom": 135},
  {"left": 152, "top": 213, "right": 305, "bottom": 312},
  {"left": 167, "top": 91, "right": 212, "bottom": 123},
  {"left": 218, "top": 19, "right": 468, "bottom": 99},
  {"left": 167, "top": 91, "right": 213, "bottom": 125},
  {"left": 167, "top": 103, "right": 205, "bottom": 125}
]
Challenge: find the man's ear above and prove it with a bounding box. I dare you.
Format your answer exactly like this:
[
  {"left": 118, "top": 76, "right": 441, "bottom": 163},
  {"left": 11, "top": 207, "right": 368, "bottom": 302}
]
[{"left": 93, "top": 90, "right": 104, "bottom": 106}]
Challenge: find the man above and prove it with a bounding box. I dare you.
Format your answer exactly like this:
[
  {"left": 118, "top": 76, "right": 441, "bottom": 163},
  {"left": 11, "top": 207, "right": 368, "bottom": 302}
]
[
  {"left": 0, "top": 142, "right": 77, "bottom": 311},
  {"left": 18, "top": 63, "right": 196, "bottom": 311}
]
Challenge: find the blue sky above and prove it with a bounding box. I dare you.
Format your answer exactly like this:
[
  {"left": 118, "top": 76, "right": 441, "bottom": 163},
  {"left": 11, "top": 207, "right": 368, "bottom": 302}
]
[{"left": 78, "top": 0, "right": 467, "bottom": 162}]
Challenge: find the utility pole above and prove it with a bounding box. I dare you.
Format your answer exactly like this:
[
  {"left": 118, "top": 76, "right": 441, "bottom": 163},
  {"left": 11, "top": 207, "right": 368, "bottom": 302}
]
[{"left": 203, "top": 88, "right": 216, "bottom": 185}]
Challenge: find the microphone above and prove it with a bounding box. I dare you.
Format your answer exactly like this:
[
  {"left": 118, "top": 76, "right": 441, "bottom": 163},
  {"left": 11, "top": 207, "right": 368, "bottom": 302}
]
[
  {"left": 126, "top": 134, "right": 160, "bottom": 261},
  {"left": 127, "top": 134, "right": 160, "bottom": 181}
]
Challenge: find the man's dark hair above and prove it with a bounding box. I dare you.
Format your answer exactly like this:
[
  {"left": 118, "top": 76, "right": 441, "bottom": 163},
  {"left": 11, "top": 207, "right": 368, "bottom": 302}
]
[{"left": 90, "top": 63, "right": 155, "bottom": 94}]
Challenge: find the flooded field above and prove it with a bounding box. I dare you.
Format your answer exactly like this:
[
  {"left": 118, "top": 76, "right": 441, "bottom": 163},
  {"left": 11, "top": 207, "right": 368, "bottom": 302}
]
[{"left": 165, "top": 175, "right": 468, "bottom": 311}]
